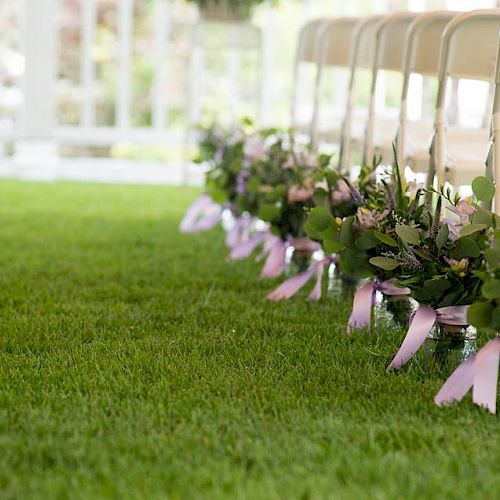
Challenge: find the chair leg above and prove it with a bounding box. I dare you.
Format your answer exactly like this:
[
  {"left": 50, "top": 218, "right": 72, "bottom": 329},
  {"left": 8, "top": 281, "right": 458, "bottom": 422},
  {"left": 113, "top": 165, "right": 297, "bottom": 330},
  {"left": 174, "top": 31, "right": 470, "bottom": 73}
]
[{"left": 484, "top": 140, "right": 494, "bottom": 211}]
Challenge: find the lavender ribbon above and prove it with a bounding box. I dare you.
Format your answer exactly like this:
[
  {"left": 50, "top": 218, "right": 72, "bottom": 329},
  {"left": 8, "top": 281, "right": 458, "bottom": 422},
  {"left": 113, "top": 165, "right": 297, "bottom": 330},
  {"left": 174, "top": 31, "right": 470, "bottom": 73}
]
[
  {"left": 225, "top": 215, "right": 255, "bottom": 249},
  {"left": 435, "top": 337, "right": 500, "bottom": 414},
  {"left": 348, "top": 280, "right": 411, "bottom": 333},
  {"left": 229, "top": 231, "right": 268, "bottom": 261},
  {"left": 180, "top": 195, "right": 222, "bottom": 233},
  {"left": 267, "top": 256, "right": 337, "bottom": 302},
  {"left": 260, "top": 238, "right": 287, "bottom": 279},
  {"left": 387, "top": 305, "right": 470, "bottom": 370}
]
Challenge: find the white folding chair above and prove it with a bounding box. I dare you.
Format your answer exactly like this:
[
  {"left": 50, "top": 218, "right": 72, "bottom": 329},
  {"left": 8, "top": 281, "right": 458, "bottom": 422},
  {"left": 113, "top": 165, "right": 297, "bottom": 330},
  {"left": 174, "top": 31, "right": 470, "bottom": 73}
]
[
  {"left": 488, "top": 34, "right": 500, "bottom": 214},
  {"left": 395, "top": 11, "right": 460, "bottom": 174},
  {"left": 432, "top": 9, "right": 500, "bottom": 188},
  {"left": 309, "top": 17, "right": 362, "bottom": 152},
  {"left": 363, "top": 12, "right": 419, "bottom": 167},
  {"left": 291, "top": 18, "right": 330, "bottom": 136},
  {"left": 339, "top": 15, "right": 384, "bottom": 169}
]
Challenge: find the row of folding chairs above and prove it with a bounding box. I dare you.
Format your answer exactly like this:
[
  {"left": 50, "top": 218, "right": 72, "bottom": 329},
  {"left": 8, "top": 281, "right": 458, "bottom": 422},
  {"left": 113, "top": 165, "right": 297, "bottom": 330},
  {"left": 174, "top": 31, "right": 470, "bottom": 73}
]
[{"left": 291, "top": 9, "right": 500, "bottom": 213}]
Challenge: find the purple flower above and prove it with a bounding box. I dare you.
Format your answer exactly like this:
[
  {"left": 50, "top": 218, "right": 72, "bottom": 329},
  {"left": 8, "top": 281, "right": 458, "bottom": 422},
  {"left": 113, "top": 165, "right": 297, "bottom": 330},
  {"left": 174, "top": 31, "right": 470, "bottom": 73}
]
[
  {"left": 236, "top": 169, "right": 250, "bottom": 195},
  {"left": 447, "top": 200, "right": 475, "bottom": 224},
  {"left": 444, "top": 218, "right": 461, "bottom": 241}
]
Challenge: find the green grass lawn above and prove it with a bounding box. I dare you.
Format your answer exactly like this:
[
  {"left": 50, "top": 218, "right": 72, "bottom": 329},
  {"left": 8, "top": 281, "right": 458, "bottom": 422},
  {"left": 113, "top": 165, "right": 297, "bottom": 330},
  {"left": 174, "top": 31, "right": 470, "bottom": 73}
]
[{"left": 0, "top": 180, "right": 498, "bottom": 499}]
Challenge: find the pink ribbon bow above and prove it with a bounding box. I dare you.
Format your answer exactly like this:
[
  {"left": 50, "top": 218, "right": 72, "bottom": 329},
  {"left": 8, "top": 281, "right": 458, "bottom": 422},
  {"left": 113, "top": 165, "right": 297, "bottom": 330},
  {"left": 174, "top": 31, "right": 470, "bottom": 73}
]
[
  {"left": 347, "top": 280, "right": 411, "bottom": 333},
  {"left": 267, "top": 256, "right": 337, "bottom": 302},
  {"left": 387, "top": 305, "right": 470, "bottom": 370},
  {"left": 180, "top": 195, "right": 222, "bottom": 233},
  {"left": 225, "top": 215, "right": 255, "bottom": 249},
  {"left": 435, "top": 336, "right": 500, "bottom": 414}
]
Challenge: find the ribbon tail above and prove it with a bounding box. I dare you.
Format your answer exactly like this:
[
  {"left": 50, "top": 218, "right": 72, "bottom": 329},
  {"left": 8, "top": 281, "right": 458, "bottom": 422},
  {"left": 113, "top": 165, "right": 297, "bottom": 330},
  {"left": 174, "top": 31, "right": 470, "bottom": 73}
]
[
  {"left": 435, "top": 355, "right": 475, "bottom": 407},
  {"left": 180, "top": 195, "right": 221, "bottom": 233},
  {"left": 347, "top": 281, "right": 375, "bottom": 333},
  {"left": 225, "top": 219, "right": 241, "bottom": 248},
  {"left": 230, "top": 232, "right": 266, "bottom": 261},
  {"left": 192, "top": 212, "right": 222, "bottom": 232},
  {"left": 387, "top": 306, "right": 437, "bottom": 370},
  {"left": 308, "top": 261, "right": 326, "bottom": 301},
  {"left": 261, "top": 240, "right": 286, "bottom": 279},
  {"left": 267, "top": 265, "right": 317, "bottom": 301},
  {"left": 472, "top": 337, "right": 500, "bottom": 414}
]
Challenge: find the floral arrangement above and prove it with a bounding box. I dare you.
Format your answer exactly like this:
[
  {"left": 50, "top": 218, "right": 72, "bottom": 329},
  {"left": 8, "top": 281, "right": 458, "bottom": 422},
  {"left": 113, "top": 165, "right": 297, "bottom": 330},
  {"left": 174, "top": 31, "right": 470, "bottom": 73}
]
[
  {"left": 187, "top": 0, "right": 273, "bottom": 21},
  {"left": 180, "top": 124, "right": 500, "bottom": 414},
  {"left": 467, "top": 228, "right": 500, "bottom": 331}
]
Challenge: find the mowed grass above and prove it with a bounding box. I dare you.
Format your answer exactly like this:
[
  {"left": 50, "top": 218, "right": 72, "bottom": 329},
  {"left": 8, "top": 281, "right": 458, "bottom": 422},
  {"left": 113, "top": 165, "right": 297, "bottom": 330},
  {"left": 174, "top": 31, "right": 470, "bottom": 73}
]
[{"left": 0, "top": 180, "right": 498, "bottom": 499}]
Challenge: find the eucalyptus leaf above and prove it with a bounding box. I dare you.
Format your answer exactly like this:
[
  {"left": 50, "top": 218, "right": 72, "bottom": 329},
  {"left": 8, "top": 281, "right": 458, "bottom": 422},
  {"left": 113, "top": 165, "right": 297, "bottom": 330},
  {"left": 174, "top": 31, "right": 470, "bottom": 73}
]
[
  {"left": 467, "top": 301, "right": 493, "bottom": 328},
  {"left": 481, "top": 279, "right": 500, "bottom": 300},
  {"left": 374, "top": 231, "right": 398, "bottom": 247},
  {"left": 436, "top": 224, "right": 449, "bottom": 250},
  {"left": 306, "top": 207, "right": 332, "bottom": 232},
  {"left": 457, "top": 236, "right": 481, "bottom": 258},
  {"left": 472, "top": 176, "right": 495, "bottom": 203},
  {"left": 369, "top": 257, "right": 400, "bottom": 271},
  {"left": 355, "top": 230, "right": 378, "bottom": 250},
  {"left": 395, "top": 224, "right": 420, "bottom": 245},
  {"left": 459, "top": 224, "right": 487, "bottom": 237}
]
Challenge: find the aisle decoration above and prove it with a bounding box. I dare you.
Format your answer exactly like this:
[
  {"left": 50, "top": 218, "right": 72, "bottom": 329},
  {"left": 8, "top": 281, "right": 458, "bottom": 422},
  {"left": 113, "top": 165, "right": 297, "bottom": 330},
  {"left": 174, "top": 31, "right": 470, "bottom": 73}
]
[
  {"left": 383, "top": 177, "right": 499, "bottom": 370},
  {"left": 267, "top": 161, "right": 359, "bottom": 301},
  {"left": 435, "top": 229, "right": 500, "bottom": 413},
  {"left": 343, "top": 165, "right": 427, "bottom": 331},
  {"left": 187, "top": 0, "right": 272, "bottom": 22},
  {"left": 233, "top": 135, "right": 330, "bottom": 279}
]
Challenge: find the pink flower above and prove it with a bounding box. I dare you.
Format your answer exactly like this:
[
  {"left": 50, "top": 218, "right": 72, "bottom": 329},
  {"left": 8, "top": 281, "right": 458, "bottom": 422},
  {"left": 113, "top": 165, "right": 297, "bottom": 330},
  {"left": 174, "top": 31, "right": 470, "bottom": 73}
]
[
  {"left": 330, "top": 180, "right": 352, "bottom": 204},
  {"left": 448, "top": 200, "right": 475, "bottom": 224},
  {"left": 243, "top": 135, "right": 267, "bottom": 161},
  {"left": 444, "top": 219, "right": 461, "bottom": 241},
  {"left": 228, "top": 129, "right": 245, "bottom": 145},
  {"left": 356, "top": 208, "right": 390, "bottom": 229},
  {"left": 288, "top": 184, "right": 314, "bottom": 203}
]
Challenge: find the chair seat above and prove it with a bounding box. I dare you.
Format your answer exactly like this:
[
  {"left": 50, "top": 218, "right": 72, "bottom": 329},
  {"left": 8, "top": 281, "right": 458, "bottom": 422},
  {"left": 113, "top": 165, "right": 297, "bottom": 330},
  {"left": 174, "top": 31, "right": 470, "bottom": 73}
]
[
  {"left": 404, "top": 126, "right": 489, "bottom": 185},
  {"left": 445, "top": 128, "right": 490, "bottom": 185}
]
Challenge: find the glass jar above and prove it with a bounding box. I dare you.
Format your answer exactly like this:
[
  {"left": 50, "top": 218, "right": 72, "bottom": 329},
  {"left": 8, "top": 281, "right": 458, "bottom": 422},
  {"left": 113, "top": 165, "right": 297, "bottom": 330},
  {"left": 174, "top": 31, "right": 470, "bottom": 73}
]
[
  {"left": 421, "top": 323, "right": 477, "bottom": 375},
  {"left": 285, "top": 238, "right": 322, "bottom": 276},
  {"left": 327, "top": 260, "right": 359, "bottom": 300},
  {"left": 374, "top": 292, "right": 417, "bottom": 332},
  {"left": 221, "top": 207, "right": 236, "bottom": 232}
]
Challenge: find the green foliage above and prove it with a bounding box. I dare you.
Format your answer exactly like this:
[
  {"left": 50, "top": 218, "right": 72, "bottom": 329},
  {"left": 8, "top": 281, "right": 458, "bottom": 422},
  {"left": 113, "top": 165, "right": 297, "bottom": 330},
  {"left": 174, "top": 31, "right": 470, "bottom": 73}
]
[
  {"left": 472, "top": 176, "right": 495, "bottom": 203},
  {"left": 1, "top": 181, "right": 499, "bottom": 498}
]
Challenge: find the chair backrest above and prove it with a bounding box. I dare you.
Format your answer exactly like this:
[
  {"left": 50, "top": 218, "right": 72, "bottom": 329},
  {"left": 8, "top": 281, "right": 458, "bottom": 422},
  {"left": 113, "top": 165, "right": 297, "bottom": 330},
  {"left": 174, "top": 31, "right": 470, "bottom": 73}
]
[
  {"left": 338, "top": 15, "right": 384, "bottom": 168},
  {"left": 490, "top": 33, "right": 500, "bottom": 213},
  {"left": 434, "top": 10, "right": 500, "bottom": 186},
  {"left": 439, "top": 9, "right": 500, "bottom": 83},
  {"left": 396, "top": 11, "right": 459, "bottom": 168},
  {"left": 296, "top": 18, "right": 330, "bottom": 64},
  {"left": 364, "top": 12, "right": 419, "bottom": 166},
  {"left": 320, "top": 17, "right": 361, "bottom": 68},
  {"left": 309, "top": 17, "right": 362, "bottom": 150},
  {"left": 376, "top": 12, "right": 419, "bottom": 72},
  {"left": 291, "top": 18, "right": 330, "bottom": 129}
]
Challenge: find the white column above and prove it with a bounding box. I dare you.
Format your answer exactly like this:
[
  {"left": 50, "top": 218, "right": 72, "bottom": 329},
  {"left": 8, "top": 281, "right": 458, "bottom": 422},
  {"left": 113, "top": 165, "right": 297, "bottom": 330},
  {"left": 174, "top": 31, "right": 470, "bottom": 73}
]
[
  {"left": 81, "top": 0, "right": 97, "bottom": 128},
  {"left": 116, "top": 0, "right": 134, "bottom": 129},
  {"left": 16, "top": 0, "right": 58, "bottom": 169},
  {"left": 152, "top": 0, "right": 170, "bottom": 129}
]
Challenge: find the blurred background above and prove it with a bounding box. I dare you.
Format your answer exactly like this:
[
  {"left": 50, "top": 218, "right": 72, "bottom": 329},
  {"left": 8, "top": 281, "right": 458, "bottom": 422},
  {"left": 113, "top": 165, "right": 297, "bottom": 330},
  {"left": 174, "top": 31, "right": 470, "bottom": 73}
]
[{"left": 0, "top": 0, "right": 497, "bottom": 183}]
